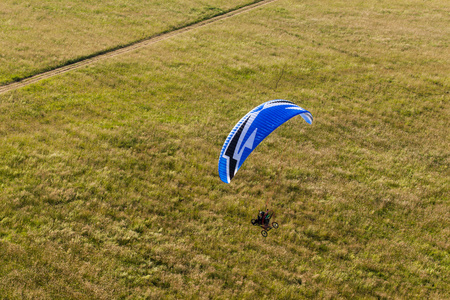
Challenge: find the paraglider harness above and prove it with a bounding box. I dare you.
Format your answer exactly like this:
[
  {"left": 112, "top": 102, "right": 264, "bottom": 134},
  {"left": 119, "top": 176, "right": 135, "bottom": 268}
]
[{"left": 251, "top": 209, "right": 278, "bottom": 237}]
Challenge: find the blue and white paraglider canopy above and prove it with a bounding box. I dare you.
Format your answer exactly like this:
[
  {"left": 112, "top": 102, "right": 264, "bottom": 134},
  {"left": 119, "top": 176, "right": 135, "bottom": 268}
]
[{"left": 218, "top": 99, "right": 313, "bottom": 183}]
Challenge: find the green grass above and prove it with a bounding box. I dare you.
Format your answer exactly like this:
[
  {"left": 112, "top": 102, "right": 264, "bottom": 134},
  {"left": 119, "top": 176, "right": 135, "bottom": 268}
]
[
  {"left": 0, "top": 0, "right": 257, "bottom": 85},
  {"left": 0, "top": 0, "right": 449, "bottom": 298}
]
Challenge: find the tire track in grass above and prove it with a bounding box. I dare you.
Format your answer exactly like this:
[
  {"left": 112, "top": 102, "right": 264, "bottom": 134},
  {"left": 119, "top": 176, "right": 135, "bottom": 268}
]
[{"left": 0, "top": 0, "right": 278, "bottom": 95}]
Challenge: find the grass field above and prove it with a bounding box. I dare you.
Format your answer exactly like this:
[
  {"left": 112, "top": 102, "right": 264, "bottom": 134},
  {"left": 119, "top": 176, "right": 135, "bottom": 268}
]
[
  {"left": 0, "top": 0, "right": 255, "bottom": 85},
  {"left": 1, "top": 0, "right": 449, "bottom": 298}
]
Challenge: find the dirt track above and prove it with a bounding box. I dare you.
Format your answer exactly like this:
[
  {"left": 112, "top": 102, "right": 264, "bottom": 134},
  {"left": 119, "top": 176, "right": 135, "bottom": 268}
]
[{"left": 0, "top": 0, "right": 277, "bottom": 95}]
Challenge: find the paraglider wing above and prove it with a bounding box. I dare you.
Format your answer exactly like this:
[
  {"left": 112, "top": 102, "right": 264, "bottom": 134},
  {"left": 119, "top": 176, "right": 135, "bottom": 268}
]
[{"left": 218, "top": 99, "right": 313, "bottom": 183}]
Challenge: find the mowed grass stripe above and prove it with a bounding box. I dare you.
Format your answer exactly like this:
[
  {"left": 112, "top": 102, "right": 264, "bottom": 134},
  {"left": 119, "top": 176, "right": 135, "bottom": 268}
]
[{"left": 0, "top": 0, "right": 278, "bottom": 95}]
